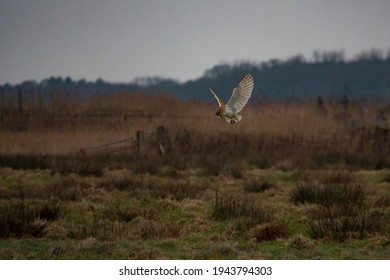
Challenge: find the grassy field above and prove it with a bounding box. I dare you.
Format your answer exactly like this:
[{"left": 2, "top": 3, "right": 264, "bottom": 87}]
[{"left": 0, "top": 93, "right": 389, "bottom": 259}]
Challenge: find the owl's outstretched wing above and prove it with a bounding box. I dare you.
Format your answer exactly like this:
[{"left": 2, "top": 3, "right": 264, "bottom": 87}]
[
  {"left": 226, "top": 74, "right": 254, "bottom": 113},
  {"left": 209, "top": 88, "right": 224, "bottom": 107}
]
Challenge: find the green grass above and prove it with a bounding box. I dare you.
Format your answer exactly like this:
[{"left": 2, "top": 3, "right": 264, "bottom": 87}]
[{"left": 0, "top": 166, "right": 389, "bottom": 259}]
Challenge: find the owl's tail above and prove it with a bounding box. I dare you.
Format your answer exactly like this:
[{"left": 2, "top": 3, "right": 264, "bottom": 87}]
[
  {"left": 233, "top": 114, "right": 242, "bottom": 122},
  {"left": 225, "top": 114, "right": 242, "bottom": 124}
]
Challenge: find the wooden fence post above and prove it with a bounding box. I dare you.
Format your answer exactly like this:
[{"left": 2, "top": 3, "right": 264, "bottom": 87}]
[{"left": 136, "top": 130, "right": 144, "bottom": 152}]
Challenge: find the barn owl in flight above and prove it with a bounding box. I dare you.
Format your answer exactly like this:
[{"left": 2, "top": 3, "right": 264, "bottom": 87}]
[{"left": 209, "top": 74, "right": 254, "bottom": 124}]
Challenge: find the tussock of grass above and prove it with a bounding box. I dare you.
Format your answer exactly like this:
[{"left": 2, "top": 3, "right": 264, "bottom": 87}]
[
  {"left": 248, "top": 220, "right": 288, "bottom": 242},
  {"left": 136, "top": 217, "right": 183, "bottom": 239},
  {"left": 291, "top": 171, "right": 388, "bottom": 241},
  {"left": 126, "top": 243, "right": 162, "bottom": 260},
  {"left": 150, "top": 181, "right": 207, "bottom": 200},
  {"left": 63, "top": 197, "right": 184, "bottom": 242},
  {"left": 291, "top": 183, "right": 367, "bottom": 205},
  {"left": 102, "top": 204, "right": 140, "bottom": 223},
  {"left": 307, "top": 205, "right": 386, "bottom": 241},
  {"left": 99, "top": 176, "right": 144, "bottom": 191},
  {"left": 100, "top": 176, "right": 207, "bottom": 201},
  {"left": 224, "top": 163, "right": 246, "bottom": 179},
  {"left": 213, "top": 191, "right": 288, "bottom": 241},
  {"left": 26, "top": 219, "right": 50, "bottom": 238},
  {"left": 101, "top": 199, "right": 162, "bottom": 222},
  {"left": 287, "top": 234, "right": 315, "bottom": 249},
  {"left": 372, "top": 194, "right": 390, "bottom": 208},
  {"left": 65, "top": 219, "right": 124, "bottom": 241},
  {"left": 381, "top": 173, "right": 390, "bottom": 183},
  {"left": 213, "top": 191, "right": 270, "bottom": 223},
  {"left": 38, "top": 198, "right": 62, "bottom": 220},
  {"left": 243, "top": 178, "right": 275, "bottom": 193},
  {"left": 45, "top": 178, "right": 91, "bottom": 201},
  {"left": 0, "top": 198, "right": 62, "bottom": 239},
  {"left": 290, "top": 172, "right": 366, "bottom": 205}
]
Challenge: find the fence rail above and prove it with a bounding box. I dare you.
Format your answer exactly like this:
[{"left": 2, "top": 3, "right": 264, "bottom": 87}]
[{"left": 79, "top": 126, "right": 171, "bottom": 155}]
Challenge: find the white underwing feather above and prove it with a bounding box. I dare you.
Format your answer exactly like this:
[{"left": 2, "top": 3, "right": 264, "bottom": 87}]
[{"left": 226, "top": 74, "right": 254, "bottom": 113}]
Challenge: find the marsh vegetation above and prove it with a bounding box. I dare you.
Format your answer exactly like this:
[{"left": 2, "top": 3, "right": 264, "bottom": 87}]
[{"left": 0, "top": 93, "right": 389, "bottom": 259}]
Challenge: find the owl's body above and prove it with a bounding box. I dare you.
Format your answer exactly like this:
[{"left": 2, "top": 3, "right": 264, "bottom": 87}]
[
  {"left": 215, "top": 105, "right": 241, "bottom": 123},
  {"left": 209, "top": 74, "right": 254, "bottom": 124}
]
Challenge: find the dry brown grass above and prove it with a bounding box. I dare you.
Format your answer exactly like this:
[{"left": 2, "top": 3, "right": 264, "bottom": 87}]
[
  {"left": 0, "top": 92, "right": 386, "bottom": 158},
  {"left": 0, "top": 165, "right": 388, "bottom": 259},
  {"left": 248, "top": 220, "right": 289, "bottom": 242},
  {"left": 0, "top": 198, "right": 62, "bottom": 238}
]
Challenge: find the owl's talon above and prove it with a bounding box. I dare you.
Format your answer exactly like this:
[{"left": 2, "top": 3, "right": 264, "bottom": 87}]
[{"left": 230, "top": 120, "right": 235, "bottom": 124}]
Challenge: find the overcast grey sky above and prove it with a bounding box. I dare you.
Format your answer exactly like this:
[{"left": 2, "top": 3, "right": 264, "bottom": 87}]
[{"left": 1, "top": 0, "right": 390, "bottom": 85}]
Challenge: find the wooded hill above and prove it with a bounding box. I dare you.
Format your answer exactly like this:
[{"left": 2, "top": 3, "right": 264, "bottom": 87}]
[{"left": 2, "top": 49, "right": 390, "bottom": 103}]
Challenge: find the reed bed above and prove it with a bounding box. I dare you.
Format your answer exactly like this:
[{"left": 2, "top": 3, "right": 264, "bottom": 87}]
[{"left": 0, "top": 92, "right": 388, "bottom": 170}]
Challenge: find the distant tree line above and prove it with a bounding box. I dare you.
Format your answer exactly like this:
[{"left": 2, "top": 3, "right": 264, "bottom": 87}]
[
  {"left": 1, "top": 48, "right": 390, "bottom": 111},
  {"left": 185, "top": 49, "right": 390, "bottom": 102}
]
